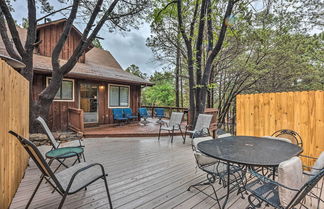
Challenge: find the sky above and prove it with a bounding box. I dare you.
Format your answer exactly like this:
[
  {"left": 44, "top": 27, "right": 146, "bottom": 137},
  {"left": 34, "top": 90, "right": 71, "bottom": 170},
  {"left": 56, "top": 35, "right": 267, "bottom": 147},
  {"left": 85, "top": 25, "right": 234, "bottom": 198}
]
[{"left": 11, "top": 1, "right": 160, "bottom": 75}]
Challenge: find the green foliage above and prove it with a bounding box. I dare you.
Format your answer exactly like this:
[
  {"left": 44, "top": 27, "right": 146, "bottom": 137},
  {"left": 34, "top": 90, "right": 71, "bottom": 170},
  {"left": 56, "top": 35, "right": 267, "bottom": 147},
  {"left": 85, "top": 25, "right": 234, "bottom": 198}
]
[
  {"left": 142, "top": 83, "right": 175, "bottom": 106},
  {"left": 141, "top": 70, "right": 176, "bottom": 106},
  {"left": 92, "top": 38, "right": 103, "bottom": 49},
  {"left": 125, "top": 64, "right": 148, "bottom": 80}
]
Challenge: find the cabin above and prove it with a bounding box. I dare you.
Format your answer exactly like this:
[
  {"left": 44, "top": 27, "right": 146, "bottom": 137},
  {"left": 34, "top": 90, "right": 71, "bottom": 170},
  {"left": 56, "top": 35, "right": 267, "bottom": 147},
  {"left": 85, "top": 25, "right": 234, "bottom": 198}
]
[{"left": 0, "top": 19, "right": 153, "bottom": 131}]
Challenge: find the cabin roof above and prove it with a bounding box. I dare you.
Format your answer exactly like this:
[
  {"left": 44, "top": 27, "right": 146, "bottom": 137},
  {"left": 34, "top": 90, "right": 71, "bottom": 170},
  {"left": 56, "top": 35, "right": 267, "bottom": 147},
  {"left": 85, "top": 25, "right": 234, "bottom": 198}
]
[{"left": 0, "top": 24, "right": 153, "bottom": 86}]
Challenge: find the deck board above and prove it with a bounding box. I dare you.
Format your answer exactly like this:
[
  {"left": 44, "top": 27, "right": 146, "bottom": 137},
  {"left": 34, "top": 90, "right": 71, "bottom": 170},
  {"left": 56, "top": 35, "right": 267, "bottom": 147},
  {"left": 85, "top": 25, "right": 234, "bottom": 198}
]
[{"left": 9, "top": 137, "right": 322, "bottom": 209}]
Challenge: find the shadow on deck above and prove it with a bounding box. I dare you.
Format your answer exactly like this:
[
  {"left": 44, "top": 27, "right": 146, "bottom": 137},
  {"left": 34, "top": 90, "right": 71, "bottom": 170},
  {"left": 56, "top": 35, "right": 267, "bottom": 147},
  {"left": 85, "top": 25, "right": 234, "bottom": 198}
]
[{"left": 84, "top": 118, "right": 187, "bottom": 138}]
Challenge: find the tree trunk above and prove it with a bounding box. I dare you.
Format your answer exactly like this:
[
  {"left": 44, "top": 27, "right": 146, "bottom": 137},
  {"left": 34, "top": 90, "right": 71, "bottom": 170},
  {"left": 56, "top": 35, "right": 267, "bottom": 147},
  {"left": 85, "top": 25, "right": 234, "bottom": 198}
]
[{"left": 175, "top": 32, "right": 180, "bottom": 107}]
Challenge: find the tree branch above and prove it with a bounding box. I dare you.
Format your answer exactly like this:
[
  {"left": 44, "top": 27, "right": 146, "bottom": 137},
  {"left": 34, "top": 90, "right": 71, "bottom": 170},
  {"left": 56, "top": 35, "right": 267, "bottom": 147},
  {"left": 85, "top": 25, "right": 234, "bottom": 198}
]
[
  {"left": 0, "top": 0, "right": 25, "bottom": 56},
  {"left": 51, "top": 0, "right": 80, "bottom": 71},
  {"left": 36, "top": 6, "right": 72, "bottom": 23},
  {"left": 0, "top": 12, "right": 21, "bottom": 60}
]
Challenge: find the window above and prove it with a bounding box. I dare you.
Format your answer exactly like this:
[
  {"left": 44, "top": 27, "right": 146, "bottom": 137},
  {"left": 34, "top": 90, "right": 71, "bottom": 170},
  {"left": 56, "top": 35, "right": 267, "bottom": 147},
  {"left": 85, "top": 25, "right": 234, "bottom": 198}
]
[
  {"left": 109, "top": 85, "right": 129, "bottom": 107},
  {"left": 46, "top": 77, "right": 74, "bottom": 101}
]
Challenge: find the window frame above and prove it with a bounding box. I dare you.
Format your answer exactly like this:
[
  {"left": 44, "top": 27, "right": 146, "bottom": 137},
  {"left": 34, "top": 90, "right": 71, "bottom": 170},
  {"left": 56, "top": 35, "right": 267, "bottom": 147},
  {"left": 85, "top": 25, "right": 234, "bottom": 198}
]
[
  {"left": 108, "top": 84, "right": 130, "bottom": 108},
  {"left": 46, "top": 77, "right": 75, "bottom": 102}
]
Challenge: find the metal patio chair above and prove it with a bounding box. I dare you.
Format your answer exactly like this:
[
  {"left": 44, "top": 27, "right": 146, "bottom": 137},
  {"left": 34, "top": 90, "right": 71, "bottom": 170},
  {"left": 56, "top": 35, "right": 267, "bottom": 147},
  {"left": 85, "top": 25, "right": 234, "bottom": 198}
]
[
  {"left": 138, "top": 107, "right": 150, "bottom": 125},
  {"left": 262, "top": 136, "right": 293, "bottom": 144},
  {"left": 154, "top": 108, "right": 165, "bottom": 124},
  {"left": 158, "top": 112, "right": 184, "bottom": 143},
  {"left": 123, "top": 108, "right": 138, "bottom": 121},
  {"left": 184, "top": 114, "right": 213, "bottom": 144},
  {"left": 36, "top": 116, "right": 85, "bottom": 172},
  {"left": 245, "top": 156, "right": 324, "bottom": 209},
  {"left": 112, "top": 108, "right": 128, "bottom": 124},
  {"left": 272, "top": 129, "right": 303, "bottom": 148},
  {"left": 188, "top": 132, "right": 245, "bottom": 206},
  {"left": 9, "top": 131, "right": 113, "bottom": 209}
]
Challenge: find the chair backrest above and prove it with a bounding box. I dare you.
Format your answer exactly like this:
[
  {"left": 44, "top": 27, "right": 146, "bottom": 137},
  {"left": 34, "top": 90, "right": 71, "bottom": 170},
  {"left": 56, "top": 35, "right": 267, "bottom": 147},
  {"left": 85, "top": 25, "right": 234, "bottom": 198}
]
[
  {"left": 169, "top": 112, "right": 184, "bottom": 127},
  {"left": 138, "top": 108, "right": 148, "bottom": 117},
  {"left": 123, "top": 108, "right": 133, "bottom": 117},
  {"left": 311, "top": 151, "right": 324, "bottom": 175},
  {"left": 272, "top": 129, "right": 303, "bottom": 148},
  {"left": 194, "top": 114, "right": 213, "bottom": 132},
  {"left": 36, "top": 116, "right": 59, "bottom": 149},
  {"left": 278, "top": 156, "right": 304, "bottom": 207},
  {"left": 262, "top": 136, "right": 292, "bottom": 144},
  {"left": 288, "top": 169, "right": 324, "bottom": 208},
  {"left": 154, "top": 108, "right": 164, "bottom": 116},
  {"left": 112, "top": 108, "right": 123, "bottom": 119},
  {"left": 8, "top": 131, "right": 63, "bottom": 191}
]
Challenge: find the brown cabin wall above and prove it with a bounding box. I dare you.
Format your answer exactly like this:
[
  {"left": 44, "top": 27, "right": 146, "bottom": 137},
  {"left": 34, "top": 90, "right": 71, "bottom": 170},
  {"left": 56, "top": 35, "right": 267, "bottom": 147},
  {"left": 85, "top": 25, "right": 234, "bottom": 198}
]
[
  {"left": 37, "top": 22, "right": 85, "bottom": 62},
  {"left": 32, "top": 74, "right": 142, "bottom": 131}
]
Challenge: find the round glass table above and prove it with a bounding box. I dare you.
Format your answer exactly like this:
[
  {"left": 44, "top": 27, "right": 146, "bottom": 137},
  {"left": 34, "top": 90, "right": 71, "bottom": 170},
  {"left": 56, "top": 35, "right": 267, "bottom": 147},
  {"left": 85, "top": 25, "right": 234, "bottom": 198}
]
[{"left": 197, "top": 136, "right": 303, "bottom": 209}]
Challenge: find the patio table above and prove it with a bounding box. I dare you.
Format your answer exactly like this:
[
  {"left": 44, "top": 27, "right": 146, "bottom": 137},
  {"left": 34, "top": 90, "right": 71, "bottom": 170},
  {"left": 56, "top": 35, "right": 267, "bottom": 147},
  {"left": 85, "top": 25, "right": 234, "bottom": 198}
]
[
  {"left": 46, "top": 146, "right": 84, "bottom": 173},
  {"left": 197, "top": 135, "right": 302, "bottom": 209}
]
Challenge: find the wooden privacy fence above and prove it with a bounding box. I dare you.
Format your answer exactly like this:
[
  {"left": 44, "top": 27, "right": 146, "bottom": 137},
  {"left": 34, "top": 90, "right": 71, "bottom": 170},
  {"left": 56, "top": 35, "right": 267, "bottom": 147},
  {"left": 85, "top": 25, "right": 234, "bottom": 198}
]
[
  {"left": 236, "top": 91, "right": 324, "bottom": 165},
  {"left": 0, "top": 59, "right": 29, "bottom": 208}
]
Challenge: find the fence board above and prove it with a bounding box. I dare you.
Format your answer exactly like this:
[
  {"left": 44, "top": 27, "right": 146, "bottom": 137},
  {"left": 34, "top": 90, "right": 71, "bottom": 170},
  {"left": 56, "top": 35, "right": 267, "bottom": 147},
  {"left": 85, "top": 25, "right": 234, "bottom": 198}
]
[
  {"left": 0, "top": 59, "right": 29, "bottom": 209},
  {"left": 236, "top": 91, "right": 324, "bottom": 165}
]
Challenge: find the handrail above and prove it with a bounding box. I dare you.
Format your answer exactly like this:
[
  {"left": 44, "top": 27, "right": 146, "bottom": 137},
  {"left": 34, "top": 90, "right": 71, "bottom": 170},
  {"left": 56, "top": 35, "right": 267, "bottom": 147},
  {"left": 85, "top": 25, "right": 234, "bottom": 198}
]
[
  {"left": 141, "top": 105, "right": 189, "bottom": 123},
  {"left": 68, "top": 108, "right": 84, "bottom": 133}
]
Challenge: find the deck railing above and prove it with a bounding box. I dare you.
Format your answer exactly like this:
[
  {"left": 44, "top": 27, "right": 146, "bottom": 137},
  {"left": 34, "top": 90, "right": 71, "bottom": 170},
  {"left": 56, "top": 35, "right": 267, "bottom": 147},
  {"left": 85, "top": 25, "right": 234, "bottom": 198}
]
[
  {"left": 141, "top": 105, "right": 189, "bottom": 123},
  {"left": 68, "top": 107, "right": 84, "bottom": 133}
]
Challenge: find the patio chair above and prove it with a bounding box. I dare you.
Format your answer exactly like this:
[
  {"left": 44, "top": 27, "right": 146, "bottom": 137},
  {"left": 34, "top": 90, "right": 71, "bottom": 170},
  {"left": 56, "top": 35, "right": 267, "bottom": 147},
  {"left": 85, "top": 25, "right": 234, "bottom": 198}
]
[
  {"left": 112, "top": 108, "right": 128, "bottom": 124},
  {"left": 262, "top": 136, "right": 292, "bottom": 144},
  {"left": 184, "top": 114, "right": 213, "bottom": 144},
  {"left": 8, "top": 131, "right": 113, "bottom": 209},
  {"left": 188, "top": 133, "right": 245, "bottom": 206},
  {"left": 154, "top": 108, "right": 165, "bottom": 124},
  {"left": 36, "top": 116, "right": 85, "bottom": 171},
  {"left": 245, "top": 156, "right": 324, "bottom": 209},
  {"left": 215, "top": 129, "right": 232, "bottom": 138},
  {"left": 138, "top": 107, "right": 150, "bottom": 125},
  {"left": 271, "top": 129, "right": 303, "bottom": 148},
  {"left": 158, "top": 112, "right": 184, "bottom": 143},
  {"left": 123, "top": 108, "right": 138, "bottom": 121}
]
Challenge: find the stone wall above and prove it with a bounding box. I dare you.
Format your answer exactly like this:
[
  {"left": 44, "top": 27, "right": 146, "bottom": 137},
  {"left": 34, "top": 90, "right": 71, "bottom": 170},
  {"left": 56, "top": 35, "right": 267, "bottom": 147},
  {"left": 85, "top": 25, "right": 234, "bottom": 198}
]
[{"left": 30, "top": 131, "right": 83, "bottom": 146}]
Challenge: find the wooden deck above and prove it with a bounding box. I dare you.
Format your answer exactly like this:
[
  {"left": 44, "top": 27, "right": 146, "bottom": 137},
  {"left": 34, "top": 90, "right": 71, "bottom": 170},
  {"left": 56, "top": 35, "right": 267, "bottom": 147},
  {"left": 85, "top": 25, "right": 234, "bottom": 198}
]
[
  {"left": 9, "top": 136, "right": 322, "bottom": 209},
  {"left": 84, "top": 118, "right": 186, "bottom": 138}
]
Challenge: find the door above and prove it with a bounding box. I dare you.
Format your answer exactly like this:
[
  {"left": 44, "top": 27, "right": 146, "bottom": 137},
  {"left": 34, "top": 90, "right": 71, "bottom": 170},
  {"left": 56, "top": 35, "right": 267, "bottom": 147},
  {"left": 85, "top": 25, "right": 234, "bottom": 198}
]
[{"left": 80, "top": 83, "right": 98, "bottom": 123}]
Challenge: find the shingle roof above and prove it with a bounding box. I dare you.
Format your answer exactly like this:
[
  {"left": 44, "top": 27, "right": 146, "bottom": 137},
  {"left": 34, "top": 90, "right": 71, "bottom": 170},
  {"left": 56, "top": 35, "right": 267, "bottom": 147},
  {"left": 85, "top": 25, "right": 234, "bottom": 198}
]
[{"left": 0, "top": 25, "right": 153, "bottom": 86}]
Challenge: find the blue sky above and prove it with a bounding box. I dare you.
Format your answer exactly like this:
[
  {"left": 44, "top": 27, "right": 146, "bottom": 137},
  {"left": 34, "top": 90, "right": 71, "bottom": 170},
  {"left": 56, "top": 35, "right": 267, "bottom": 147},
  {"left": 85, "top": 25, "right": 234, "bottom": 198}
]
[{"left": 11, "top": 1, "right": 160, "bottom": 75}]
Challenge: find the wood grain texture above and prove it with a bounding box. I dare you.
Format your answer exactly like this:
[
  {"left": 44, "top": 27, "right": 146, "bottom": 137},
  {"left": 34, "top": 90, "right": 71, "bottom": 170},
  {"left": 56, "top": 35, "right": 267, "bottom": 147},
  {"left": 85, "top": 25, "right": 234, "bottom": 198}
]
[
  {"left": 0, "top": 59, "right": 29, "bottom": 209},
  {"left": 236, "top": 91, "right": 324, "bottom": 165}
]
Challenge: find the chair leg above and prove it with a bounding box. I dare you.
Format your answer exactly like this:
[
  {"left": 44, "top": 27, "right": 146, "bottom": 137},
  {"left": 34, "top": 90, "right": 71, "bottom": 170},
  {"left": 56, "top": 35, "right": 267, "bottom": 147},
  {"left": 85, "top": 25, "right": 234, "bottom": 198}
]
[
  {"left": 158, "top": 126, "right": 161, "bottom": 140},
  {"left": 179, "top": 127, "right": 185, "bottom": 144},
  {"left": 26, "top": 175, "right": 44, "bottom": 209},
  {"left": 171, "top": 128, "right": 174, "bottom": 143},
  {"left": 103, "top": 175, "right": 113, "bottom": 209},
  {"left": 58, "top": 192, "right": 68, "bottom": 209}
]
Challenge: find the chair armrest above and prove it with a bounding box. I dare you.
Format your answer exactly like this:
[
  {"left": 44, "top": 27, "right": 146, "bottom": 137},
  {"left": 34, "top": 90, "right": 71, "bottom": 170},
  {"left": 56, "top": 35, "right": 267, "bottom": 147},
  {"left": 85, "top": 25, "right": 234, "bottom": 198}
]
[
  {"left": 249, "top": 169, "right": 299, "bottom": 191},
  {"left": 300, "top": 155, "right": 318, "bottom": 160},
  {"left": 67, "top": 163, "right": 106, "bottom": 190}
]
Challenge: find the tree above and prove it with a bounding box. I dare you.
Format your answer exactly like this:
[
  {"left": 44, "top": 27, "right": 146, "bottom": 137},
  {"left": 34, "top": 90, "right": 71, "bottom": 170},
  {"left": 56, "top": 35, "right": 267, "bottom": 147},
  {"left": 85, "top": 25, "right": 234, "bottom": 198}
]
[
  {"left": 125, "top": 64, "right": 148, "bottom": 80},
  {"left": 92, "top": 38, "right": 103, "bottom": 49},
  {"left": 0, "top": 0, "right": 149, "bottom": 132}
]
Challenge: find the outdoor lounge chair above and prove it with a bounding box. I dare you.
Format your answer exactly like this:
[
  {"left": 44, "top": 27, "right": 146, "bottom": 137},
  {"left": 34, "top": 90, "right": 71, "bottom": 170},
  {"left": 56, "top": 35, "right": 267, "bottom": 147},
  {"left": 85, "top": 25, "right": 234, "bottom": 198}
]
[
  {"left": 245, "top": 156, "right": 324, "bottom": 209},
  {"left": 154, "top": 108, "right": 165, "bottom": 124},
  {"left": 112, "top": 108, "right": 128, "bottom": 124},
  {"left": 36, "top": 116, "right": 85, "bottom": 170},
  {"left": 158, "top": 112, "right": 184, "bottom": 143},
  {"left": 271, "top": 129, "right": 303, "bottom": 148},
  {"left": 8, "top": 131, "right": 113, "bottom": 209},
  {"left": 123, "top": 108, "right": 138, "bottom": 120},
  {"left": 184, "top": 114, "right": 213, "bottom": 144},
  {"left": 138, "top": 107, "right": 150, "bottom": 125}
]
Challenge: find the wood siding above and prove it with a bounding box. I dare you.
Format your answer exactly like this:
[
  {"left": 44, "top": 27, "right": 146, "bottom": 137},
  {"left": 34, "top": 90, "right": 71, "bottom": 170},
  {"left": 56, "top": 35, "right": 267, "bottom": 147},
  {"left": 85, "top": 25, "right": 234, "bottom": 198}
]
[
  {"left": 0, "top": 59, "right": 29, "bottom": 208},
  {"left": 36, "top": 22, "right": 85, "bottom": 62},
  {"left": 236, "top": 91, "right": 324, "bottom": 165},
  {"left": 32, "top": 74, "right": 142, "bottom": 131}
]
